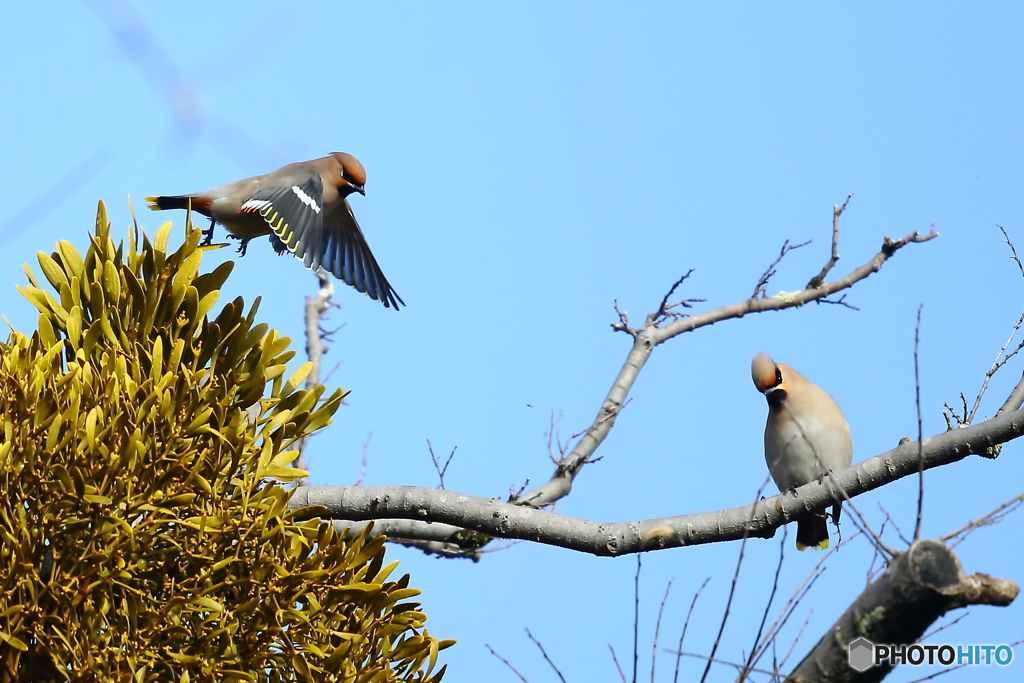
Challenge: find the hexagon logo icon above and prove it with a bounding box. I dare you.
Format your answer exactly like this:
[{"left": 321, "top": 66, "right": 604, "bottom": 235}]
[{"left": 848, "top": 637, "right": 876, "bottom": 672}]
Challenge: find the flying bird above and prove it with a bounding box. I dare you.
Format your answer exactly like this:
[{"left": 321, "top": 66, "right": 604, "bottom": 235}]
[
  {"left": 751, "top": 351, "right": 853, "bottom": 550},
  {"left": 146, "top": 152, "right": 403, "bottom": 309}
]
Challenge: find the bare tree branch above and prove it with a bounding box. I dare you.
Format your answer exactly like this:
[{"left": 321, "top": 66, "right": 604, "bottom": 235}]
[
  {"left": 968, "top": 310, "right": 1024, "bottom": 424},
  {"left": 650, "top": 578, "right": 673, "bottom": 683},
  {"left": 914, "top": 304, "right": 925, "bottom": 542},
  {"left": 633, "top": 556, "right": 641, "bottom": 683},
  {"left": 486, "top": 644, "right": 530, "bottom": 683},
  {"left": 788, "top": 540, "right": 1019, "bottom": 682},
  {"left": 354, "top": 433, "right": 371, "bottom": 486},
  {"left": 752, "top": 239, "right": 811, "bottom": 299},
  {"left": 698, "top": 530, "right": 748, "bottom": 683},
  {"left": 997, "top": 372, "right": 1024, "bottom": 416},
  {"left": 998, "top": 224, "right": 1024, "bottom": 278},
  {"left": 739, "top": 528, "right": 786, "bottom": 681},
  {"left": 609, "top": 644, "right": 629, "bottom": 683},
  {"left": 427, "top": 440, "right": 456, "bottom": 490},
  {"left": 294, "top": 269, "right": 335, "bottom": 488},
  {"left": 806, "top": 192, "right": 852, "bottom": 289},
  {"left": 673, "top": 577, "right": 710, "bottom": 683},
  {"left": 525, "top": 628, "right": 567, "bottom": 683},
  {"left": 938, "top": 491, "right": 1024, "bottom": 548},
  {"left": 508, "top": 227, "right": 937, "bottom": 515},
  {"left": 292, "top": 406, "right": 1024, "bottom": 555}
]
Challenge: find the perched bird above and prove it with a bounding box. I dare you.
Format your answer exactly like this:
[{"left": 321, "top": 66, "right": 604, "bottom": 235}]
[
  {"left": 751, "top": 351, "right": 853, "bottom": 550},
  {"left": 146, "top": 153, "right": 404, "bottom": 309}
]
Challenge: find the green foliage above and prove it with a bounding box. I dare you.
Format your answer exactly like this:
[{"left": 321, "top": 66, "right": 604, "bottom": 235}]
[{"left": 0, "top": 203, "right": 451, "bottom": 682}]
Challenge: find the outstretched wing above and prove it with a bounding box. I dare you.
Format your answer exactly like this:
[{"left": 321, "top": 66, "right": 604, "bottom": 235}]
[
  {"left": 239, "top": 169, "right": 324, "bottom": 255},
  {"left": 314, "top": 200, "right": 405, "bottom": 310},
  {"left": 239, "top": 167, "right": 404, "bottom": 309}
]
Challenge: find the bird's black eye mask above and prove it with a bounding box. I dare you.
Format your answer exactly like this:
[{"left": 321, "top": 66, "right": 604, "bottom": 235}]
[
  {"left": 764, "top": 366, "right": 785, "bottom": 403},
  {"left": 342, "top": 170, "right": 363, "bottom": 189}
]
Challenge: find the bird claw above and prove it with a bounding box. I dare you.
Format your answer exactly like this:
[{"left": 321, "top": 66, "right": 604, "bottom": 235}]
[
  {"left": 201, "top": 219, "right": 217, "bottom": 247},
  {"left": 227, "top": 234, "right": 251, "bottom": 256}
]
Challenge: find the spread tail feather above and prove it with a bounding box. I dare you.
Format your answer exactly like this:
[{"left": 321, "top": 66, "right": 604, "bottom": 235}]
[
  {"left": 146, "top": 195, "right": 191, "bottom": 211},
  {"left": 796, "top": 512, "right": 830, "bottom": 551},
  {"left": 145, "top": 195, "right": 213, "bottom": 214}
]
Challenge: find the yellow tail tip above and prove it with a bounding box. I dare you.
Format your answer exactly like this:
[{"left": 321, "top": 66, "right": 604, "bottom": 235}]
[
  {"left": 796, "top": 539, "right": 830, "bottom": 551},
  {"left": 144, "top": 196, "right": 161, "bottom": 210}
]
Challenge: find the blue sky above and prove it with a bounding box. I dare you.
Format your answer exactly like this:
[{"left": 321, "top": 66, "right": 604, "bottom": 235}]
[{"left": 3, "top": 2, "right": 1023, "bottom": 681}]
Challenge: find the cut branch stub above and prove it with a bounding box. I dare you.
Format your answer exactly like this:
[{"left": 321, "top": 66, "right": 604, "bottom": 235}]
[{"left": 787, "top": 539, "right": 1018, "bottom": 683}]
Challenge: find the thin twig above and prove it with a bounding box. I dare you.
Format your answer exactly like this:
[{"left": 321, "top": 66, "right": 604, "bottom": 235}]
[
  {"left": 755, "top": 569, "right": 825, "bottom": 675},
  {"left": 837, "top": 499, "right": 898, "bottom": 557},
  {"left": 354, "top": 433, "right": 371, "bottom": 486},
  {"left": 525, "top": 628, "right": 567, "bottom": 683},
  {"left": 651, "top": 579, "right": 674, "bottom": 683},
  {"left": 673, "top": 577, "right": 711, "bottom": 683},
  {"left": 546, "top": 411, "right": 568, "bottom": 463},
  {"left": 663, "top": 650, "right": 777, "bottom": 678},
  {"left": 508, "top": 478, "right": 531, "bottom": 502},
  {"left": 775, "top": 608, "right": 814, "bottom": 675},
  {"left": 939, "top": 492, "right": 1024, "bottom": 547},
  {"left": 751, "top": 239, "right": 812, "bottom": 299},
  {"left": 998, "top": 225, "right": 1024, "bottom": 277},
  {"left": 633, "top": 555, "right": 641, "bottom": 683},
  {"left": 747, "top": 534, "right": 859, "bottom": 672},
  {"left": 699, "top": 518, "right": 753, "bottom": 683},
  {"left": 866, "top": 518, "right": 887, "bottom": 587},
  {"left": 649, "top": 270, "right": 704, "bottom": 325},
  {"left": 806, "top": 193, "right": 852, "bottom": 289},
  {"left": 486, "top": 644, "right": 530, "bottom": 683},
  {"left": 877, "top": 502, "right": 912, "bottom": 547},
  {"left": 610, "top": 644, "right": 629, "bottom": 683},
  {"left": 914, "top": 304, "right": 925, "bottom": 541},
  {"left": 655, "top": 270, "right": 696, "bottom": 318},
  {"left": 611, "top": 299, "right": 635, "bottom": 336},
  {"left": 813, "top": 293, "right": 860, "bottom": 310},
  {"left": 968, "top": 310, "right": 1024, "bottom": 424},
  {"left": 427, "top": 439, "right": 457, "bottom": 490},
  {"left": 920, "top": 613, "right": 968, "bottom": 642},
  {"left": 739, "top": 527, "right": 787, "bottom": 681}
]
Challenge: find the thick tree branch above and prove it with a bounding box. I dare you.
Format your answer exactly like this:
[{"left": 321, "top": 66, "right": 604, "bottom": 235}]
[
  {"left": 998, "top": 372, "right": 1024, "bottom": 415},
  {"left": 289, "top": 406, "right": 1023, "bottom": 556},
  {"left": 322, "top": 520, "right": 485, "bottom": 560},
  {"left": 787, "top": 540, "right": 1018, "bottom": 683}
]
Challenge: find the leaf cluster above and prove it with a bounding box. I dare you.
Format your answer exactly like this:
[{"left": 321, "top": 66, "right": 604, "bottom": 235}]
[{"left": 0, "top": 204, "right": 451, "bottom": 682}]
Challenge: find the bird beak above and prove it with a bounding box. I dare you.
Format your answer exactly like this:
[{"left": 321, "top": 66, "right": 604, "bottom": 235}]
[{"left": 354, "top": 185, "right": 366, "bottom": 196}]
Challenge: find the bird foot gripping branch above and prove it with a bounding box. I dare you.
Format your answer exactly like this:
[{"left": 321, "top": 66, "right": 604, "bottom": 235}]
[{"left": 146, "top": 152, "right": 405, "bottom": 310}]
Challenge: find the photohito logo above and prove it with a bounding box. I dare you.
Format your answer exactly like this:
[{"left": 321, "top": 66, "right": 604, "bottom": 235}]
[{"left": 848, "top": 637, "right": 1013, "bottom": 672}]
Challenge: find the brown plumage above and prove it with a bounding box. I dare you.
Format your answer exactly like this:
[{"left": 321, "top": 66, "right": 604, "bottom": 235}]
[
  {"left": 751, "top": 351, "right": 853, "bottom": 550},
  {"left": 147, "top": 152, "right": 403, "bottom": 309}
]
